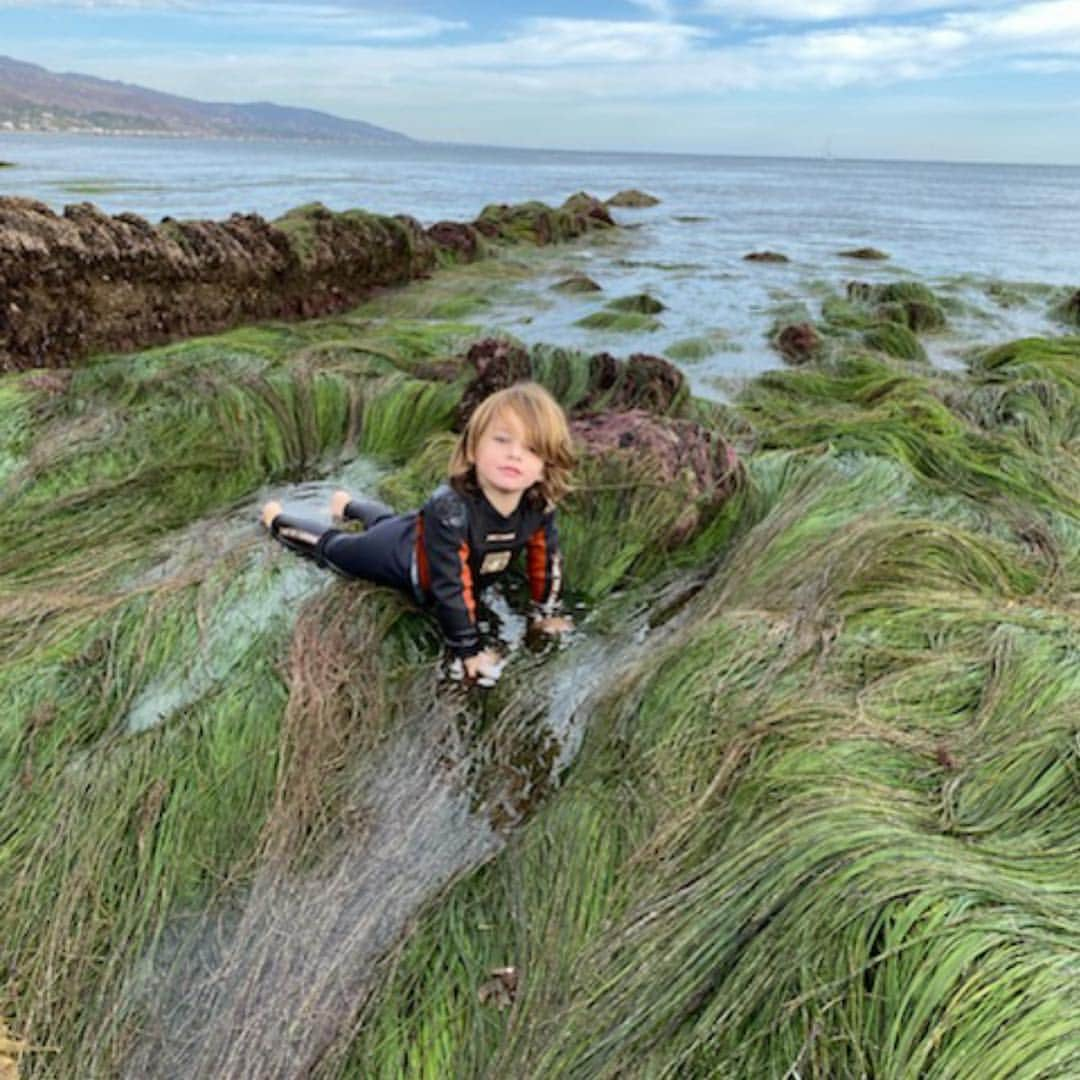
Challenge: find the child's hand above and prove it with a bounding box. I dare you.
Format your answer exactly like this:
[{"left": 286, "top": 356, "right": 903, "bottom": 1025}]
[
  {"left": 463, "top": 649, "right": 504, "bottom": 685},
  {"left": 534, "top": 615, "right": 574, "bottom": 635}
]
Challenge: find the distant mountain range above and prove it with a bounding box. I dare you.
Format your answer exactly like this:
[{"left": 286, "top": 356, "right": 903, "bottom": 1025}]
[{"left": 0, "top": 55, "right": 414, "bottom": 144}]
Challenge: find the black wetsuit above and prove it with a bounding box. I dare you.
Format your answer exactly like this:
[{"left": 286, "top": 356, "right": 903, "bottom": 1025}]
[{"left": 270, "top": 479, "right": 562, "bottom": 658}]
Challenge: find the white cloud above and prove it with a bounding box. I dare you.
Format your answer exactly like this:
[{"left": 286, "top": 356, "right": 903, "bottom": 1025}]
[
  {"left": 11, "top": 1, "right": 1080, "bottom": 133},
  {"left": 506, "top": 18, "right": 705, "bottom": 63},
  {"left": 696, "top": 0, "right": 1005, "bottom": 20},
  {"left": 0, "top": 0, "right": 466, "bottom": 39}
]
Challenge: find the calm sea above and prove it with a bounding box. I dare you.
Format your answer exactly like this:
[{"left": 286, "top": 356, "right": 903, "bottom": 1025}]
[{"left": 2, "top": 134, "right": 1078, "bottom": 395}]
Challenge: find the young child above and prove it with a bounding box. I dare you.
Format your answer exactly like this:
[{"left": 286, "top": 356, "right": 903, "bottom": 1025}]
[{"left": 261, "top": 382, "right": 575, "bottom": 683}]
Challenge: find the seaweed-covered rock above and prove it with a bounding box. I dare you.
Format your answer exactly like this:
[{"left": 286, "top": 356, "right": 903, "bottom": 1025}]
[
  {"left": 775, "top": 322, "right": 822, "bottom": 364},
  {"left": 551, "top": 273, "right": 602, "bottom": 294},
  {"left": 607, "top": 293, "right": 665, "bottom": 315},
  {"left": 561, "top": 192, "right": 617, "bottom": 228},
  {"left": 744, "top": 251, "right": 789, "bottom": 264},
  {"left": 0, "top": 193, "right": 614, "bottom": 372},
  {"left": 455, "top": 340, "right": 687, "bottom": 419},
  {"left": 455, "top": 338, "right": 533, "bottom": 426},
  {"left": 838, "top": 247, "right": 889, "bottom": 260},
  {"left": 846, "top": 280, "right": 947, "bottom": 333},
  {"left": 427, "top": 220, "right": 485, "bottom": 262},
  {"left": 575, "top": 311, "right": 661, "bottom": 333},
  {"left": 583, "top": 352, "right": 685, "bottom": 413},
  {"left": 571, "top": 408, "right": 741, "bottom": 542},
  {"left": 606, "top": 189, "right": 661, "bottom": 208},
  {"left": 474, "top": 193, "right": 613, "bottom": 245}
]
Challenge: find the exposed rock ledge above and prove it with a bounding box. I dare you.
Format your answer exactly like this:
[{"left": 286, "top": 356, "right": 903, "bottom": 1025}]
[{"left": 0, "top": 193, "right": 614, "bottom": 372}]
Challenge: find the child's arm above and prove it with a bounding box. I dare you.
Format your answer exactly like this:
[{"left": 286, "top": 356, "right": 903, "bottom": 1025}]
[
  {"left": 420, "top": 490, "right": 484, "bottom": 660},
  {"left": 525, "top": 510, "right": 572, "bottom": 634}
]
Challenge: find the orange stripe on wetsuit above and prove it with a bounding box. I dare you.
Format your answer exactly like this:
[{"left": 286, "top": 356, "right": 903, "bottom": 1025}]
[
  {"left": 526, "top": 526, "right": 548, "bottom": 603},
  {"left": 414, "top": 516, "right": 477, "bottom": 620}
]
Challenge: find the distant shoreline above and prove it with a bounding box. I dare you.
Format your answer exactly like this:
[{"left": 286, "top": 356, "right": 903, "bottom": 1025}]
[{"left": 1, "top": 128, "right": 1076, "bottom": 171}]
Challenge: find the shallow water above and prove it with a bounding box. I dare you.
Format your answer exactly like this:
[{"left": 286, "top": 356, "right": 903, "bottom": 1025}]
[
  {"left": 122, "top": 589, "right": 654, "bottom": 1078},
  {"left": 3, "top": 134, "right": 1077, "bottom": 397}
]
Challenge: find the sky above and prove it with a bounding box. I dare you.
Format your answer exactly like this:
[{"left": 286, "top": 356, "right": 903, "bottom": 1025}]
[{"left": 2, "top": 0, "right": 1080, "bottom": 163}]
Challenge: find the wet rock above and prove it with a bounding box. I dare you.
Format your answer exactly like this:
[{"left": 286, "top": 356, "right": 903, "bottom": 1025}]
[
  {"left": 775, "top": 321, "right": 822, "bottom": 364},
  {"left": 560, "top": 192, "right": 617, "bottom": 228},
  {"left": 606, "top": 189, "right": 661, "bottom": 208},
  {"left": 473, "top": 192, "right": 613, "bottom": 245},
  {"left": 607, "top": 293, "right": 665, "bottom": 315},
  {"left": 0, "top": 161, "right": 14, "bottom": 168},
  {"left": 571, "top": 408, "right": 742, "bottom": 541},
  {"left": 456, "top": 340, "right": 687, "bottom": 418},
  {"left": 0, "top": 193, "right": 614, "bottom": 372},
  {"left": 455, "top": 338, "right": 533, "bottom": 426},
  {"left": 575, "top": 310, "right": 661, "bottom": 333},
  {"left": 602, "top": 353, "right": 683, "bottom": 412},
  {"left": 744, "top": 251, "right": 789, "bottom": 263},
  {"left": 551, "top": 273, "right": 602, "bottom": 294},
  {"left": 838, "top": 247, "right": 889, "bottom": 260},
  {"left": 427, "top": 220, "right": 485, "bottom": 262}
]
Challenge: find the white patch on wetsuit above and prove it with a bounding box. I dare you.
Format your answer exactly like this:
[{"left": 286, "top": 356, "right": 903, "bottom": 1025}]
[{"left": 480, "top": 550, "right": 512, "bottom": 574}]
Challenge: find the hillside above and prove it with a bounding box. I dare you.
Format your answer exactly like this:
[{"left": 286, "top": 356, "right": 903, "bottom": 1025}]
[{"left": 0, "top": 54, "right": 413, "bottom": 143}]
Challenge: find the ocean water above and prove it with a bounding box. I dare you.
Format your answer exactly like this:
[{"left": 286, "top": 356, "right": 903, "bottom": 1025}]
[{"left": 3, "top": 133, "right": 1078, "bottom": 396}]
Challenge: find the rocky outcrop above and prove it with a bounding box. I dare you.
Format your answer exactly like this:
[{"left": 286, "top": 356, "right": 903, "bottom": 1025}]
[
  {"left": 456, "top": 338, "right": 688, "bottom": 422},
  {"left": 606, "top": 190, "right": 661, "bottom": 208},
  {"left": 744, "top": 251, "right": 789, "bottom": 264},
  {"left": 426, "top": 220, "right": 486, "bottom": 262},
  {"left": 0, "top": 193, "right": 614, "bottom": 372},
  {"left": 455, "top": 338, "right": 534, "bottom": 426},
  {"left": 473, "top": 193, "right": 614, "bottom": 245}
]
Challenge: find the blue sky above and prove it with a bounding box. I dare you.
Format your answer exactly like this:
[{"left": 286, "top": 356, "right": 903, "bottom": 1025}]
[{"left": 2, "top": 0, "right": 1079, "bottom": 163}]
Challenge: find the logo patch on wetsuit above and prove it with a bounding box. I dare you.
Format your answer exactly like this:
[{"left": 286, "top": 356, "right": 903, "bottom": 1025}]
[{"left": 480, "top": 551, "right": 512, "bottom": 574}]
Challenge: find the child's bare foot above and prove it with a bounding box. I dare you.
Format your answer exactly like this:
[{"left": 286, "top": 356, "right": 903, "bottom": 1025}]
[
  {"left": 329, "top": 490, "right": 351, "bottom": 520},
  {"left": 260, "top": 500, "right": 283, "bottom": 529}
]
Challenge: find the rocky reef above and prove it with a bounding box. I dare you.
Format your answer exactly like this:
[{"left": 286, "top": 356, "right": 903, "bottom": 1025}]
[{"left": 0, "top": 192, "right": 613, "bottom": 372}]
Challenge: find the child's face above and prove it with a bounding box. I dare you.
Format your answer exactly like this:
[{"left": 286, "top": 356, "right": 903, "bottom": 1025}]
[{"left": 471, "top": 409, "right": 545, "bottom": 503}]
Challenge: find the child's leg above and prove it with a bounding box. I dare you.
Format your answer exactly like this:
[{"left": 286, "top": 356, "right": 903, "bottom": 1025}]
[
  {"left": 262, "top": 504, "right": 331, "bottom": 561},
  {"left": 331, "top": 490, "right": 396, "bottom": 529},
  {"left": 320, "top": 514, "right": 416, "bottom": 589}
]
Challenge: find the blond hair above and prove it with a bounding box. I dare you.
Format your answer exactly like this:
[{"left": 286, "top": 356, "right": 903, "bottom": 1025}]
[{"left": 450, "top": 382, "right": 575, "bottom": 505}]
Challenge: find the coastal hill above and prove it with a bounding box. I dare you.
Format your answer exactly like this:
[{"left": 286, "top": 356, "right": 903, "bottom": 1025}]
[{"left": 0, "top": 54, "right": 413, "bottom": 143}]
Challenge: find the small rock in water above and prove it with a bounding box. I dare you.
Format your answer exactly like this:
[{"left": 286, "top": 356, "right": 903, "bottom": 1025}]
[
  {"left": 552, "top": 272, "right": 602, "bottom": 294},
  {"left": 744, "top": 250, "right": 790, "bottom": 263},
  {"left": 837, "top": 246, "right": 889, "bottom": 260},
  {"left": 606, "top": 189, "right": 661, "bottom": 207}
]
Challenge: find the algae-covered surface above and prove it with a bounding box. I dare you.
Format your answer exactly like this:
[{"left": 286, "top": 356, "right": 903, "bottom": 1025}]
[{"left": 2, "top": 203, "right": 1080, "bottom": 1078}]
